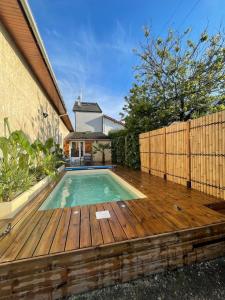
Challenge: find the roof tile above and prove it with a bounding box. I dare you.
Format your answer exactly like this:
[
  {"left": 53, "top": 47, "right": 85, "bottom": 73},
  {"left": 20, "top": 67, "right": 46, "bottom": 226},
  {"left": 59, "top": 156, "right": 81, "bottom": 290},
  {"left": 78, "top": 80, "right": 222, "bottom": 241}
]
[
  {"left": 73, "top": 102, "right": 102, "bottom": 113},
  {"left": 65, "top": 132, "right": 110, "bottom": 140}
]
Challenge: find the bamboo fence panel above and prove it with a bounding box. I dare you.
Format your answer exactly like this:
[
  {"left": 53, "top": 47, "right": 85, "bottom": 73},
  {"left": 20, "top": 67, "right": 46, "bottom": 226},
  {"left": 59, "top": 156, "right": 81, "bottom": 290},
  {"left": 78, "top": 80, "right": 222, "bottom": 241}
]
[
  {"left": 149, "top": 128, "right": 165, "bottom": 178},
  {"left": 190, "top": 110, "right": 225, "bottom": 199},
  {"left": 139, "top": 110, "right": 225, "bottom": 200},
  {"left": 139, "top": 132, "right": 150, "bottom": 173},
  {"left": 165, "top": 122, "right": 188, "bottom": 186}
]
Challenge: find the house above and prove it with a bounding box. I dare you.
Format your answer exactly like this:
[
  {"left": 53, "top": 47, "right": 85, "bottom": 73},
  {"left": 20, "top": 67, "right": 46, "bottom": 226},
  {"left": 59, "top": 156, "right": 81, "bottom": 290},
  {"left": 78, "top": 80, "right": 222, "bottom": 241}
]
[
  {"left": 73, "top": 100, "right": 103, "bottom": 132},
  {"left": 64, "top": 131, "right": 111, "bottom": 163},
  {"left": 102, "top": 114, "right": 125, "bottom": 135},
  {"left": 73, "top": 99, "right": 124, "bottom": 134},
  {"left": 0, "top": 0, "right": 73, "bottom": 146},
  {"left": 64, "top": 99, "right": 124, "bottom": 163}
]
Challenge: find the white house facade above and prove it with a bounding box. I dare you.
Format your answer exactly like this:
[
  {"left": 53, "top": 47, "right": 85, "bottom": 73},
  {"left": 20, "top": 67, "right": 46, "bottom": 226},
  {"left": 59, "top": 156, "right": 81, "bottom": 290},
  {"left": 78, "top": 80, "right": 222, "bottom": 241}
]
[
  {"left": 103, "top": 115, "right": 124, "bottom": 135},
  {"left": 73, "top": 100, "right": 125, "bottom": 134},
  {"left": 64, "top": 100, "right": 125, "bottom": 163}
]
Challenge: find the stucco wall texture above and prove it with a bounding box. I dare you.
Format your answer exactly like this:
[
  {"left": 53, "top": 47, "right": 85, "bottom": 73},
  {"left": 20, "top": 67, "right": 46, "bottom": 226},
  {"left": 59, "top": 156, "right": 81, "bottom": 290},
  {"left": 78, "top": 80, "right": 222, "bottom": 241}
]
[
  {"left": 0, "top": 22, "right": 69, "bottom": 146},
  {"left": 92, "top": 141, "right": 112, "bottom": 163}
]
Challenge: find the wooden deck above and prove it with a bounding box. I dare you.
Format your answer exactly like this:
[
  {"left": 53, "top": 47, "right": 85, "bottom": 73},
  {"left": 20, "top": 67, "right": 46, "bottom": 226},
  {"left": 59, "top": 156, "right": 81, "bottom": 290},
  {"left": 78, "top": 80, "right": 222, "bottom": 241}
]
[{"left": 1, "top": 167, "right": 225, "bottom": 298}]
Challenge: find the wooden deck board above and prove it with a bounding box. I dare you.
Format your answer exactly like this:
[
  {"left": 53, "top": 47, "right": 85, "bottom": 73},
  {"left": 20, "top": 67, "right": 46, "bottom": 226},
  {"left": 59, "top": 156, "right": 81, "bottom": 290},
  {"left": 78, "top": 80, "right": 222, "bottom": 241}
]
[
  {"left": 90, "top": 205, "right": 103, "bottom": 246},
  {"left": 103, "top": 202, "right": 127, "bottom": 242},
  {"left": 0, "top": 167, "right": 225, "bottom": 262},
  {"left": 50, "top": 208, "right": 71, "bottom": 254},
  {"left": 17, "top": 210, "right": 54, "bottom": 259},
  {"left": 0, "top": 211, "right": 43, "bottom": 263},
  {"left": 95, "top": 203, "right": 115, "bottom": 244},
  {"left": 1, "top": 167, "right": 225, "bottom": 298},
  {"left": 80, "top": 206, "right": 91, "bottom": 248},
  {"left": 65, "top": 207, "right": 81, "bottom": 251},
  {"left": 33, "top": 209, "right": 63, "bottom": 257}
]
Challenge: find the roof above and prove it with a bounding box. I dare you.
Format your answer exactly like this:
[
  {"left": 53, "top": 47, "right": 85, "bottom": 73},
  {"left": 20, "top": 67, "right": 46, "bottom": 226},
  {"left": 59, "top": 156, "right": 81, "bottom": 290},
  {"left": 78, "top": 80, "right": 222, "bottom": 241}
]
[
  {"left": 103, "top": 114, "right": 125, "bottom": 126},
  {"left": 65, "top": 132, "right": 110, "bottom": 141},
  {"left": 0, "top": 0, "right": 73, "bottom": 132},
  {"left": 73, "top": 102, "right": 102, "bottom": 113}
]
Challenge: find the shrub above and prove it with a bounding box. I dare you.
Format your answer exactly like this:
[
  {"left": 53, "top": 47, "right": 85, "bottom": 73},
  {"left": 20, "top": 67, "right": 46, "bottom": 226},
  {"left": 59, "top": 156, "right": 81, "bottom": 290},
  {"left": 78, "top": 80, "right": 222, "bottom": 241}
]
[
  {"left": 0, "top": 130, "right": 64, "bottom": 202},
  {"left": 108, "top": 130, "right": 140, "bottom": 169},
  {"left": 0, "top": 131, "right": 36, "bottom": 202}
]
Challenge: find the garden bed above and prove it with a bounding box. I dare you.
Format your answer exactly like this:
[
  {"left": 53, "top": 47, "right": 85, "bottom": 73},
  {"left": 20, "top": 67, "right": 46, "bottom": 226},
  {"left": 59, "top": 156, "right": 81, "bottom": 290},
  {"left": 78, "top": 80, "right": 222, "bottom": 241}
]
[{"left": 0, "top": 165, "right": 64, "bottom": 220}]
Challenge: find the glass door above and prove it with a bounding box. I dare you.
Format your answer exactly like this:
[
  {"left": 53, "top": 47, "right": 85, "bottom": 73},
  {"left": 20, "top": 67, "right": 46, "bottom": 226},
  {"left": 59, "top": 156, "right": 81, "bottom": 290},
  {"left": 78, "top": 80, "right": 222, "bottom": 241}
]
[
  {"left": 70, "top": 141, "right": 85, "bottom": 159},
  {"left": 71, "top": 142, "right": 79, "bottom": 158},
  {"left": 79, "top": 141, "right": 84, "bottom": 158}
]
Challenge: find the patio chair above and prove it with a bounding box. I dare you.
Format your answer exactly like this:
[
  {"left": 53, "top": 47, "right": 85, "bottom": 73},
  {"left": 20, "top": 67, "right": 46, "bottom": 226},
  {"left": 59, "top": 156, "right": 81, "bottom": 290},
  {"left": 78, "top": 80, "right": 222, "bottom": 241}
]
[{"left": 83, "top": 153, "right": 93, "bottom": 165}]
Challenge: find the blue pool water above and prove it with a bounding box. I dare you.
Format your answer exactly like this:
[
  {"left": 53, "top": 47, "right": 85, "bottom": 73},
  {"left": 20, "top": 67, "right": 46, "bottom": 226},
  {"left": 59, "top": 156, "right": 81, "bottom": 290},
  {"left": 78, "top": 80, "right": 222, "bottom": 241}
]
[{"left": 39, "top": 172, "right": 139, "bottom": 210}]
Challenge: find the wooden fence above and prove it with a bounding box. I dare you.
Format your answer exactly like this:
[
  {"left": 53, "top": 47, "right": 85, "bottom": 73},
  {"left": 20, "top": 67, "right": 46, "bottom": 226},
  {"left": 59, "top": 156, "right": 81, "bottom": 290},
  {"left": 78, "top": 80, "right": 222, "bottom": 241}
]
[{"left": 139, "top": 110, "right": 225, "bottom": 200}]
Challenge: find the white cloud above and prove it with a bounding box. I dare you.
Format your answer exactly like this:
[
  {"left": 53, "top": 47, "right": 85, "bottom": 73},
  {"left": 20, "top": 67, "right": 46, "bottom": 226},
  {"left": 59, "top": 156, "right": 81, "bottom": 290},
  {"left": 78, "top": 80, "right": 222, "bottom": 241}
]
[
  {"left": 43, "top": 20, "right": 135, "bottom": 122},
  {"left": 58, "top": 78, "right": 125, "bottom": 122}
]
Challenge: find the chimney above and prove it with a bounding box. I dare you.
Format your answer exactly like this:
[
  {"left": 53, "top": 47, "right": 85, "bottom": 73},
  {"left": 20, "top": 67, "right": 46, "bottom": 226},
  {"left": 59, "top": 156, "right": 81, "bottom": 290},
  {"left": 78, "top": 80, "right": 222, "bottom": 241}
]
[{"left": 77, "top": 95, "right": 81, "bottom": 106}]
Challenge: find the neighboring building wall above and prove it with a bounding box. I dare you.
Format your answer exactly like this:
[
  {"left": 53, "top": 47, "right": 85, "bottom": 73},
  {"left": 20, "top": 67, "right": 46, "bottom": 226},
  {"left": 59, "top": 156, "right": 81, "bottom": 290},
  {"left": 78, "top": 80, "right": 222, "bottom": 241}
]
[
  {"left": 67, "top": 140, "right": 111, "bottom": 162},
  {"left": 0, "top": 22, "right": 69, "bottom": 146},
  {"left": 92, "top": 141, "right": 111, "bottom": 163},
  {"left": 75, "top": 112, "right": 103, "bottom": 132},
  {"left": 103, "top": 117, "right": 124, "bottom": 135}
]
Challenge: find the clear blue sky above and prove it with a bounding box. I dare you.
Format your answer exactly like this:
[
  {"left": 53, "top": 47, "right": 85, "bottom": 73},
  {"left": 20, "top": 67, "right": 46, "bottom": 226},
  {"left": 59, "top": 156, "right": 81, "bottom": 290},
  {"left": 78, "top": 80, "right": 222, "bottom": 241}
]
[{"left": 29, "top": 0, "right": 224, "bottom": 120}]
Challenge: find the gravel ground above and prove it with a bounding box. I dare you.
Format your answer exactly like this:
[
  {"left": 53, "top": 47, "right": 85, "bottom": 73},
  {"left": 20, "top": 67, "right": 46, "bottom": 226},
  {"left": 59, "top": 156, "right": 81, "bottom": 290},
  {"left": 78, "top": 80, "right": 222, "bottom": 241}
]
[{"left": 66, "top": 257, "right": 225, "bottom": 300}]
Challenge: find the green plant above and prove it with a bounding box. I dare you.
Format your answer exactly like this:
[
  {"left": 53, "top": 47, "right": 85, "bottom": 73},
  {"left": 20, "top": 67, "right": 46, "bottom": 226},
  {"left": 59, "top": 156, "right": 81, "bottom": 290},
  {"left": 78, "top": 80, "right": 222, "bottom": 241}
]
[
  {"left": 92, "top": 143, "right": 111, "bottom": 164},
  {"left": 0, "top": 131, "right": 36, "bottom": 202},
  {"left": 0, "top": 127, "right": 64, "bottom": 202},
  {"left": 31, "top": 138, "right": 63, "bottom": 179},
  {"left": 122, "top": 27, "right": 225, "bottom": 134},
  {"left": 52, "top": 143, "right": 64, "bottom": 167},
  {"left": 109, "top": 130, "right": 140, "bottom": 169}
]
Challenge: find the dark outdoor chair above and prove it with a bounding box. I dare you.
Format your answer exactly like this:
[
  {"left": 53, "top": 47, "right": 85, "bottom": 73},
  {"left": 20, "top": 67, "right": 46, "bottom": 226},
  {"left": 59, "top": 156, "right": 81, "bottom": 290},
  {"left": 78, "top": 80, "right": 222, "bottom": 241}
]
[{"left": 83, "top": 154, "right": 92, "bottom": 165}]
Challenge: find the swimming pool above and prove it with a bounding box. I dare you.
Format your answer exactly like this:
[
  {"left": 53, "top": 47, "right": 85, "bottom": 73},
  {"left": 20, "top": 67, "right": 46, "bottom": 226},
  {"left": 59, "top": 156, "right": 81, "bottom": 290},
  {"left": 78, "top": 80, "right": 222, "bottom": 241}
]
[{"left": 39, "top": 170, "right": 145, "bottom": 210}]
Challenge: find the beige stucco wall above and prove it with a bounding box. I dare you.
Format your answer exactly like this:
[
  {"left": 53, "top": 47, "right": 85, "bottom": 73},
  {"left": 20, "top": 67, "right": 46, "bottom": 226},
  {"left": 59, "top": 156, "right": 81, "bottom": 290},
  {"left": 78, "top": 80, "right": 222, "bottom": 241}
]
[
  {"left": 92, "top": 141, "right": 111, "bottom": 163},
  {"left": 0, "top": 22, "right": 69, "bottom": 146}
]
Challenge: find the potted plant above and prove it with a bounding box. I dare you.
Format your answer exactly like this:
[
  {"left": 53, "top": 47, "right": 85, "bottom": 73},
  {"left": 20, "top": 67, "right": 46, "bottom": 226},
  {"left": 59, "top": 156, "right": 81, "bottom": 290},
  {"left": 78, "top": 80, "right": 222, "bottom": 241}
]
[{"left": 92, "top": 143, "right": 111, "bottom": 164}]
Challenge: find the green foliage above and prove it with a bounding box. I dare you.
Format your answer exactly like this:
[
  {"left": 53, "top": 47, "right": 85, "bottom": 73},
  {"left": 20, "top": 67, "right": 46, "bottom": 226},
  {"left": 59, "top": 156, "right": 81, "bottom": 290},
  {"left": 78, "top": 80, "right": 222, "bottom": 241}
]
[
  {"left": 31, "top": 138, "right": 63, "bottom": 179},
  {"left": 92, "top": 143, "right": 111, "bottom": 164},
  {"left": 125, "top": 134, "right": 140, "bottom": 169},
  {"left": 109, "top": 130, "right": 140, "bottom": 169},
  {"left": 0, "top": 130, "right": 64, "bottom": 202},
  {"left": 0, "top": 131, "right": 36, "bottom": 202},
  {"left": 122, "top": 27, "right": 225, "bottom": 133}
]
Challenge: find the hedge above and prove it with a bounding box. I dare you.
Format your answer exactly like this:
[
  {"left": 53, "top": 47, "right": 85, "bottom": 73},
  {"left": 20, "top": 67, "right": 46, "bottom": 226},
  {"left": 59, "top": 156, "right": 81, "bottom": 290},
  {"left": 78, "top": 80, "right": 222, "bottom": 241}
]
[{"left": 109, "top": 130, "right": 140, "bottom": 169}]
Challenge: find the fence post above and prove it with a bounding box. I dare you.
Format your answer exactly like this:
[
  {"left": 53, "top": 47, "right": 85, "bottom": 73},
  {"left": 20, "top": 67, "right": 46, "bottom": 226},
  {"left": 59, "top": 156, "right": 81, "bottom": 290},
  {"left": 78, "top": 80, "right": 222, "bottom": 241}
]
[
  {"left": 186, "top": 120, "right": 191, "bottom": 188},
  {"left": 164, "top": 127, "right": 167, "bottom": 180},
  {"left": 148, "top": 132, "right": 151, "bottom": 175},
  {"left": 124, "top": 135, "right": 127, "bottom": 165}
]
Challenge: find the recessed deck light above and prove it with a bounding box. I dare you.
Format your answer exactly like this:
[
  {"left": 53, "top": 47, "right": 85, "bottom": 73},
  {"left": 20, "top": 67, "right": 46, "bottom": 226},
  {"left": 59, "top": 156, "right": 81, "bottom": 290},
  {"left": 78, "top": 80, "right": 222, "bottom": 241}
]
[{"left": 96, "top": 210, "right": 111, "bottom": 219}]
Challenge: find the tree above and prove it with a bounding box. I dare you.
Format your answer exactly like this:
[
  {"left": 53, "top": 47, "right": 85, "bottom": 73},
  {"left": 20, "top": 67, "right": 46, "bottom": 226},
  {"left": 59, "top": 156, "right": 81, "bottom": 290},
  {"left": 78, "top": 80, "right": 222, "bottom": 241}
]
[
  {"left": 122, "top": 27, "right": 225, "bottom": 133},
  {"left": 92, "top": 143, "right": 111, "bottom": 164}
]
